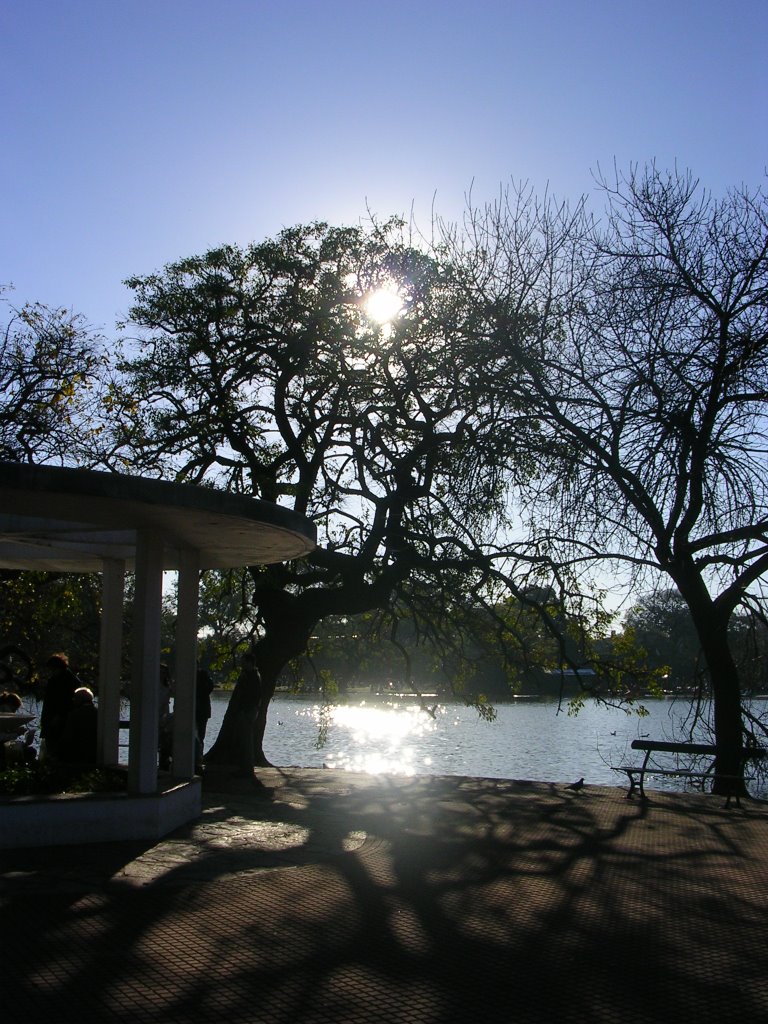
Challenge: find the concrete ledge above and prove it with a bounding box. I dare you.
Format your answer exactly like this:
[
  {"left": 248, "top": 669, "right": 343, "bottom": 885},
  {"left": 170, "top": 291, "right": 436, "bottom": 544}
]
[{"left": 0, "top": 778, "right": 202, "bottom": 849}]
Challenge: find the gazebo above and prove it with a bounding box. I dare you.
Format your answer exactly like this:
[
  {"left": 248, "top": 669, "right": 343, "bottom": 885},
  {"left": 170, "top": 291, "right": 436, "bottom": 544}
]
[{"left": 0, "top": 462, "right": 316, "bottom": 848}]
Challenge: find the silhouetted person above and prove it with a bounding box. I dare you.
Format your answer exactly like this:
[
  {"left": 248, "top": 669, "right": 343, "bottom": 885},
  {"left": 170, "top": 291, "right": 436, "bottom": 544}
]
[
  {"left": 58, "top": 687, "right": 98, "bottom": 766},
  {"left": 230, "top": 652, "right": 263, "bottom": 777},
  {"left": 40, "top": 653, "right": 82, "bottom": 758},
  {"left": 195, "top": 667, "right": 214, "bottom": 747},
  {"left": 158, "top": 710, "right": 174, "bottom": 771},
  {"left": 159, "top": 662, "right": 172, "bottom": 721},
  {"left": 158, "top": 662, "right": 173, "bottom": 769},
  {"left": 0, "top": 690, "right": 22, "bottom": 715},
  {"left": 0, "top": 690, "right": 31, "bottom": 768}
]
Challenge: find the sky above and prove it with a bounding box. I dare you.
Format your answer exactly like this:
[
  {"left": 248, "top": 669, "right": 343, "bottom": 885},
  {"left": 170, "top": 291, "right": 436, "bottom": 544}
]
[{"left": 2, "top": 0, "right": 766, "bottom": 335}]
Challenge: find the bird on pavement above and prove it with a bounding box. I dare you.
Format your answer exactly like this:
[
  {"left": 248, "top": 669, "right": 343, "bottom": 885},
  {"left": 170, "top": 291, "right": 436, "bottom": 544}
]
[{"left": 565, "top": 777, "right": 585, "bottom": 791}]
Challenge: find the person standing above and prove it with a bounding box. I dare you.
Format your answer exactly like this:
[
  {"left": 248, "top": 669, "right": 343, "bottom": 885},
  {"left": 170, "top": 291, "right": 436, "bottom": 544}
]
[
  {"left": 227, "top": 652, "right": 263, "bottom": 776},
  {"left": 187, "top": 667, "right": 214, "bottom": 774},
  {"left": 0, "top": 690, "right": 33, "bottom": 767},
  {"left": 157, "top": 663, "right": 173, "bottom": 770},
  {"left": 159, "top": 663, "right": 172, "bottom": 721},
  {"left": 40, "top": 653, "right": 82, "bottom": 758},
  {"left": 58, "top": 687, "right": 98, "bottom": 765},
  {"left": 195, "top": 667, "right": 215, "bottom": 747}
]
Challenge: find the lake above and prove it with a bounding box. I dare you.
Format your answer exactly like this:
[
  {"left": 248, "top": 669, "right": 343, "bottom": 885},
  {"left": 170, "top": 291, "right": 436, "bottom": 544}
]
[{"left": 206, "top": 692, "right": 768, "bottom": 797}]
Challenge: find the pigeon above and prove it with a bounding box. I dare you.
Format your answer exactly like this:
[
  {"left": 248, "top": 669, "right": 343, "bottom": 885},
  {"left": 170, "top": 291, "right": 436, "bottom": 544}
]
[{"left": 565, "top": 777, "right": 585, "bottom": 791}]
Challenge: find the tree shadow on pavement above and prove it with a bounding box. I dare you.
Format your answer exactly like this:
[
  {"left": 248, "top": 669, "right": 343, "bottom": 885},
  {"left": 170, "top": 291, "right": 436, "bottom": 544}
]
[{"left": 1, "top": 770, "right": 767, "bottom": 1024}]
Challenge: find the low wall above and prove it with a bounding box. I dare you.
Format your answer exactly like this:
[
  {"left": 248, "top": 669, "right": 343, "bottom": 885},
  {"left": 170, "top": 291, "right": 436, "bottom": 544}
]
[{"left": 0, "top": 778, "right": 202, "bottom": 849}]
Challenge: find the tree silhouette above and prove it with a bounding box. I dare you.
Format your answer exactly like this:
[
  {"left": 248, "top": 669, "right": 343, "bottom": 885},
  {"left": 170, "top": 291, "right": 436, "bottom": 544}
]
[
  {"left": 117, "top": 221, "right": 534, "bottom": 764},
  {"left": 454, "top": 166, "right": 768, "bottom": 789}
]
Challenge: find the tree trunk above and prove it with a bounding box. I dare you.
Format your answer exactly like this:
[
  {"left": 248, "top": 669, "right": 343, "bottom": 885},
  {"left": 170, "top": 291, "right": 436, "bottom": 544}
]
[
  {"left": 204, "top": 557, "right": 405, "bottom": 769},
  {"left": 672, "top": 566, "right": 746, "bottom": 795},
  {"left": 696, "top": 615, "right": 746, "bottom": 794},
  {"left": 205, "top": 598, "right": 314, "bottom": 768},
  {"left": 204, "top": 664, "right": 261, "bottom": 771}
]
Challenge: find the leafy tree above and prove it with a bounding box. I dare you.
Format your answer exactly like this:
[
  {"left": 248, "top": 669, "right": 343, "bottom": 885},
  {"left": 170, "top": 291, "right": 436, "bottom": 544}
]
[
  {"left": 0, "top": 571, "right": 102, "bottom": 690},
  {"left": 0, "top": 292, "right": 108, "bottom": 466},
  {"left": 624, "top": 588, "right": 768, "bottom": 699},
  {"left": 0, "top": 293, "right": 118, "bottom": 697},
  {"left": 183, "top": 568, "right": 260, "bottom": 686},
  {"left": 116, "top": 221, "right": 533, "bottom": 765},
  {"left": 453, "top": 166, "right": 768, "bottom": 789},
  {"left": 289, "top": 604, "right": 514, "bottom": 701},
  {"left": 623, "top": 589, "right": 704, "bottom": 691}
]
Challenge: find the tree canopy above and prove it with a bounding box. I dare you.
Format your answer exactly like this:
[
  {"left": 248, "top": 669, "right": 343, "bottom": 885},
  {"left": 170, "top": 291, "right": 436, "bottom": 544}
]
[
  {"left": 0, "top": 292, "right": 108, "bottom": 466},
  {"left": 116, "top": 221, "right": 535, "bottom": 762}
]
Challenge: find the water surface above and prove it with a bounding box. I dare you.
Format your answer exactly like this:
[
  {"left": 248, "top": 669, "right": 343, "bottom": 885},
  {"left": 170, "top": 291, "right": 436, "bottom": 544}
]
[{"left": 207, "top": 693, "right": 768, "bottom": 796}]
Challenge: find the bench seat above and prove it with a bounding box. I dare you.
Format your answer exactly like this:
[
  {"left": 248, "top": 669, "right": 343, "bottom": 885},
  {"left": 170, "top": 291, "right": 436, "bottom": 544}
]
[{"left": 615, "top": 739, "right": 763, "bottom": 807}]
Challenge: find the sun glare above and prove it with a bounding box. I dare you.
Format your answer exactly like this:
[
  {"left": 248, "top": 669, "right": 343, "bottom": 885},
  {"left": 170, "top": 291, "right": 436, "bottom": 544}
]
[
  {"left": 364, "top": 286, "right": 404, "bottom": 325},
  {"left": 319, "top": 703, "right": 438, "bottom": 775}
]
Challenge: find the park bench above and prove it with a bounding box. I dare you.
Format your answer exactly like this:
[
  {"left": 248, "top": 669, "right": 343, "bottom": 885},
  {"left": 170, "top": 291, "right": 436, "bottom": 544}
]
[{"left": 617, "top": 739, "right": 766, "bottom": 808}]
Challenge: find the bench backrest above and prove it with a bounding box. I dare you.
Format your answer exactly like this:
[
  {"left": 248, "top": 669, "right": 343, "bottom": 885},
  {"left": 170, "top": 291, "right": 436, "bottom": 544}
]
[
  {"left": 631, "top": 739, "right": 765, "bottom": 759},
  {"left": 631, "top": 740, "right": 716, "bottom": 755}
]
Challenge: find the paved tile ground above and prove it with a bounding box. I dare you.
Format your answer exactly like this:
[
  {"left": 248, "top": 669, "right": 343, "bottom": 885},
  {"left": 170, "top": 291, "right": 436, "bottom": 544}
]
[{"left": 2, "top": 769, "right": 767, "bottom": 1023}]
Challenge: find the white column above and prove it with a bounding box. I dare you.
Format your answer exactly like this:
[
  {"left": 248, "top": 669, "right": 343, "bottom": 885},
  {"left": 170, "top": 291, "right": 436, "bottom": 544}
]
[
  {"left": 172, "top": 549, "right": 200, "bottom": 778},
  {"left": 128, "top": 530, "right": 164, "bottom": 794},
  {"left": 97, "top": 559, "right": 125, "bottom": 766}
]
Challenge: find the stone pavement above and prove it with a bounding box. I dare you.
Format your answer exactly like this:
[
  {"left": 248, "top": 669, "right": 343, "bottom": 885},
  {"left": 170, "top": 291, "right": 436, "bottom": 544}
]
[{"left": 1, "top": 768, "right": 767, "bottom": 1023}]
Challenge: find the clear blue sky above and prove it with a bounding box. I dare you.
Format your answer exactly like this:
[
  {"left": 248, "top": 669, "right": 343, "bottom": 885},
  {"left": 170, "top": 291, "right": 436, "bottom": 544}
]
[{"left": 2, "top": 0, "right": 766, "bottom": 333}]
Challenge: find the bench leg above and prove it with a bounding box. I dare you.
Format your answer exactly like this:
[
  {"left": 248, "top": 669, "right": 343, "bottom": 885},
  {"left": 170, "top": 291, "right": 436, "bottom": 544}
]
[
  {"left": 625, "top": 770, "right": 648, "bottom": 799},
  {"left": 718, "top": 774, "right": 745, "bottom": 809},
  {"left": 638, "top": 771, "right": 647, "bottom": 800},
  {"left": 723, "top": 787, "right": 742, "bottom": 810}
]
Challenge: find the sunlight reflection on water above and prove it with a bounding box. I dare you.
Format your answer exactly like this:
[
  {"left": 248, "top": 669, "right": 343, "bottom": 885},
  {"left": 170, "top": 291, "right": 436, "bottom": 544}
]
[
  {"left": 322, "top": 703, "right": 437, "bottom": 774},
  {"left": 110, "top": 691, "right": 768, "bottom": 796},
  {"left": 219, "top": 693, "right": 768, "bottom": 797}
]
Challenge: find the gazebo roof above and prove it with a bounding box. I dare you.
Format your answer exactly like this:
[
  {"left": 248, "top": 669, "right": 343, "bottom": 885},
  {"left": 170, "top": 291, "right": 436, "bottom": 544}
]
[{"left": 0, "top": 462, "right": 316, "bottom": 571}]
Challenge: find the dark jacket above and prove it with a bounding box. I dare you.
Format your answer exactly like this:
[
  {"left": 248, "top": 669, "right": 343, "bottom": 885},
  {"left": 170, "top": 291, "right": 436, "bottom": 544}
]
[
  {"left": 40, "top": 666, "right": 82, "bottom": 749},
  {"left": 58, "top": 701, "right": 98, "bottom": 765}
]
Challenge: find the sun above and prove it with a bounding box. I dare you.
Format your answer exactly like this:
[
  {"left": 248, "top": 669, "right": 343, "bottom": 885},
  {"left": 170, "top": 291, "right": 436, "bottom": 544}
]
[{"left": 364, "top": 286, "right": 404, "bottom": 325}]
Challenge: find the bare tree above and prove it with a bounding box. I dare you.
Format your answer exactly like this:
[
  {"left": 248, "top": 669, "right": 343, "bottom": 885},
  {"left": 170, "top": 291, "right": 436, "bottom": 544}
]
[{"left": 451, "top": 166, "right": 768, "bottom": 790}]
